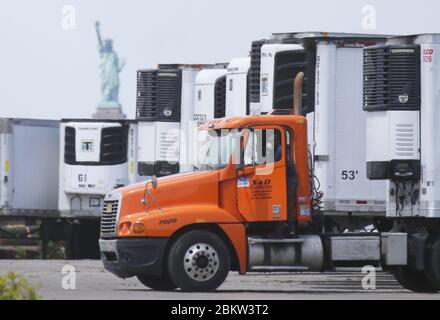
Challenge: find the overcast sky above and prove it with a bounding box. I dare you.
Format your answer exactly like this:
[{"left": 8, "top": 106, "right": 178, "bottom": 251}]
[{"left": 0, "top": 0, "right": 437, "bottom": 120}]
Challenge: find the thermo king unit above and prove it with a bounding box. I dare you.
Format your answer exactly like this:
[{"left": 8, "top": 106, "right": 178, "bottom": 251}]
[{"left": 59, "top": 119, "right": 139, "bottom": 215}]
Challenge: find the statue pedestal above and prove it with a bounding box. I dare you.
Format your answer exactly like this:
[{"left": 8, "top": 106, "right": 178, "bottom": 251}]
[{"left": 92, "top": 106, "right": 126, "bottom": 119}]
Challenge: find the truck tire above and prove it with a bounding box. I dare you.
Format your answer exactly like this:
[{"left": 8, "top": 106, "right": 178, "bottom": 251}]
[
  {"left": 136, "top": 273, "right": 177, "bottom": 291},
  {"left": 167, "top": 230, "right": 230, "bottom": 292},
  {"left": 425, "top": 235, "right": 440, "bottom": 291},
  {"left": 67, "top": 222, "right": 100, "bottom": 259},
  {"left": 393, "top": 266, "right": 438, "bottom": 293}
]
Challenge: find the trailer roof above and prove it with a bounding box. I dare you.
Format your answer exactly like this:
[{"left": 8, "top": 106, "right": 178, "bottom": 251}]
[
  {"left": 269, "top": 31, "right": 393, "bottom": 45},
  {"left": 386, "top": 33, "right": 440, "bottom": 45},
  {"left": 60, "top": 118, "right": 137, "bottom": 123},
  {"left": 196, "top": 68, "right": 228, "bottom": 85}
]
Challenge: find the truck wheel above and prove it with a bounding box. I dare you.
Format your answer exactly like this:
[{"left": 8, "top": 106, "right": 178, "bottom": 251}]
[
  {"left": 167, "top": 230, "right": 230, "bottom": 292},
  {"left": 425, "top": 235, "right": 440, "bottom": 291},
  {"left": 136, "top": 273, "right": 177, "bottom": 291},
  {"left": 393, "top": 266, "right": 438, "bottom": 293}
]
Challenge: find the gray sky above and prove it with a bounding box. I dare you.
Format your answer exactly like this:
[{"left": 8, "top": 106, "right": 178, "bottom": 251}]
[{"left": 0, "top": 0, "right": 436, "bottom": 120}]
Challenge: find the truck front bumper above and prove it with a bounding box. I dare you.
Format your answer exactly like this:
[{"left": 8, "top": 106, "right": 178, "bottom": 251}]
[{"left": 99, "top": 237, "right": 169, "bottom": 278}]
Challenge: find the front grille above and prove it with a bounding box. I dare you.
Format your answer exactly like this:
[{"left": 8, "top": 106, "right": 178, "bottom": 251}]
[
  {"left": 273, "top": 49, "right": 316, "bottom": 114},
  {"left": 363, "top": 45, "right": 420, "bottom": 111},
  {"left": 214, "top": 75, "right": 226, "bottom": 118},
  {"left": 64, "top": 126, "right": 76, "bottom": 164},
  {"left": 100, "top": 199, "right": 119, "bottom": 236},
  {"left": 136, "top": 68, "right": 182, "bottom": 122},
  {"left": 249, "top": 39, "right": 266, "bottom": 104}
]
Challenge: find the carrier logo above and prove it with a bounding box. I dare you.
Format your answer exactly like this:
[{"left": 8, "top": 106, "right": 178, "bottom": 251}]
[
  {"left": 398, "top": 93, "right": 409, "bottom": 104},
  {"left": 391, "top": 48, "right": 415, "bottom": 54}
]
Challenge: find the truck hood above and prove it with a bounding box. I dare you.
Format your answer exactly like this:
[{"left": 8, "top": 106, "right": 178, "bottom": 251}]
[{"left": 116, "top": 171, "right": 220, "bottom": 218}]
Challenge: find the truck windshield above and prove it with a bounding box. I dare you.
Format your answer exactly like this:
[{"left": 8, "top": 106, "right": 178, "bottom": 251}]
[{"left": 196, "top": 129, "right": 241, "bottom": 170}]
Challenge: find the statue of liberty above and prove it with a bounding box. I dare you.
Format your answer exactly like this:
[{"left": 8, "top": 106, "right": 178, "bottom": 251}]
[{"left": 93, "top": 21, "right": 126, "bottom": 118}]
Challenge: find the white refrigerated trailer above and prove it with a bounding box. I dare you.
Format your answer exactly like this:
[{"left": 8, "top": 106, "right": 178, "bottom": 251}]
[
  {"left": 58, "top": 119, "right": 140, "bottom": 258},
  {"left": 248, "top": 32, "right": 391, "bottom": 229},
  {"left": 0, "top": 118, "right": 62, "bottom": 258},
  {"left": 0, "top": 118, "right": 141, "bottom": 259}
]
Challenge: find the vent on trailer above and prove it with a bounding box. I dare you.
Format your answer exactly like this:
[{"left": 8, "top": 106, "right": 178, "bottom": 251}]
[
  {"left": 214, "top": 76, "right": 227, "bottom": 118},
  {"left": 249, "top": 40, "right": 266, "bottom": 104},
  {"left": 363, "top": 45, "right": 420, "bottom": 111},
  {"left": 64, "top": 126, "right": 76, "bottom": 164},
  {"left": 273, "top": 49, "right": 316, "bottom": 113},
  {"left": 136, "top": 68, "right": 182, "bottom": 122},
  {"left": 100, "top": 126, "right": 129, "bottom": 164},
  {"left": 136, "top": 69, "right": 157, "bottom": 119}
]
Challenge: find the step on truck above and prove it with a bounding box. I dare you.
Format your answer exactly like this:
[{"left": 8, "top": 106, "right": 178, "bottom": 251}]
[{"left": 99, "top": 111, "right": 440, "bottom": 292}]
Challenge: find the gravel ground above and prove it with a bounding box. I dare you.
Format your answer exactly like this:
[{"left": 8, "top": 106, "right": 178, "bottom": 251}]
[{"left": 0, "top": 260, "right": 439, "bottom": 300}]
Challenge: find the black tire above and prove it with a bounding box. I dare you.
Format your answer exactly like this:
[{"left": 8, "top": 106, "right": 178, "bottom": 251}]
[
  {"left": 67, "top": 221, "right": 100, "bottom": 259},
  {"left": 167, "top": 230, "right": 230, "bottom": 292},
  {"left": 136, "top": 273, "right": 177, "bottom": 291},
  {"left": 425, "top": 235, "right": 440, "bottom": 291},
  {"left": 393, "top": 266, "right": 438, "bottom": 293}
]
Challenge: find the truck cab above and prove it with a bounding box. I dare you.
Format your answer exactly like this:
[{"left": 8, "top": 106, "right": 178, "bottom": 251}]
[{"left": 100, "top": 115, "right": 312, "bottom": 290}]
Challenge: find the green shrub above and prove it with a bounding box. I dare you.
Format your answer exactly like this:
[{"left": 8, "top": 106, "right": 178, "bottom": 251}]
[{"left": 0, "top": 272, "right": 39, "bottom": 300}]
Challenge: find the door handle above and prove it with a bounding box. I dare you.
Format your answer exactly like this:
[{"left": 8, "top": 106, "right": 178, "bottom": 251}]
[{"left": 238, "top": 166, "right": 255, "bottom": 176}]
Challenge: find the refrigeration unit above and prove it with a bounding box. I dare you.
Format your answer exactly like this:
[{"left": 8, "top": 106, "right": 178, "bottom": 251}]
[
  {"left": 136, "top": 65, "right": 205, "bottom": 176},
  {"left": 249, "top": 32, "right": 390, "bottom": 217},
  {"left": 137, "top": 64, "right": 228, "bottom": 175},
  {"left": 364, "top": 34, "right": 440, "bottom": 218},
  {"left": 59, "top": 119, "right": 139, "bottom": 215},
  {"left": 225, "top": 57, "right": 251, "bottom": 117}
]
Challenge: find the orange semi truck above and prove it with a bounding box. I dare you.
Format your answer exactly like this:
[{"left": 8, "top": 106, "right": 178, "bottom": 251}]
[{"left": 99, "top": 114, "right": 440, "bottom": 293}]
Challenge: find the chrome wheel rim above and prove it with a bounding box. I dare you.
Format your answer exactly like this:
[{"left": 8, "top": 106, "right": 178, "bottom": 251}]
[{"left": 183, "top": 243, "right": 219, "bottom": 281}]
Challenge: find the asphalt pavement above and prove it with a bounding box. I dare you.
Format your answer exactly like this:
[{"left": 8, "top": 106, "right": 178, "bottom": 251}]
[{"left": 0, "top": 260, "right": 439, "bottom": 300}]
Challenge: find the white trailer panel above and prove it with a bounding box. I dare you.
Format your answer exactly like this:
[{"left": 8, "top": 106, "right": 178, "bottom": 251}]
[
  {"left": 0, "top": 118, "right": 59, "bottom": 211},
  {"left": 226, "top": 57, "right": 250, "bottom": 117}
]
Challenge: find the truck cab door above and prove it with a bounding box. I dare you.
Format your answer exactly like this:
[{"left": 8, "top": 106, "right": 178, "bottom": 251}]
[{"left": 236, "top": 126, "right": 287, "bottom": 221}]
